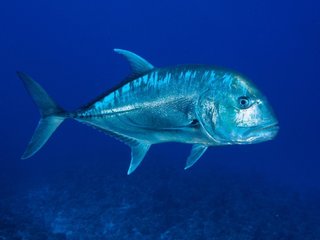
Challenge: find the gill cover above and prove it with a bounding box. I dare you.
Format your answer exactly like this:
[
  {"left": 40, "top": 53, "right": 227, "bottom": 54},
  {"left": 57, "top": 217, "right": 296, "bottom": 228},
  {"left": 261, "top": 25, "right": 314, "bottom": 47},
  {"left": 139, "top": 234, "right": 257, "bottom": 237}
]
[{"left": 195, "top": 91, "right": 219, "bottom": 143}]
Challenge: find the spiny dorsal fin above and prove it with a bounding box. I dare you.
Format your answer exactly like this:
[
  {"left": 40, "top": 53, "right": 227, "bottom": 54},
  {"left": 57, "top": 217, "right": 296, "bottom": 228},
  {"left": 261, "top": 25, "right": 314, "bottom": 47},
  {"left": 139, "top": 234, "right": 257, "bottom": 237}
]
[
  {"left": 185, "top": 144, "right": 208, "bottom": 170},
  {"left": 114, "top": 48, "right": 154, "bottom": 76}
]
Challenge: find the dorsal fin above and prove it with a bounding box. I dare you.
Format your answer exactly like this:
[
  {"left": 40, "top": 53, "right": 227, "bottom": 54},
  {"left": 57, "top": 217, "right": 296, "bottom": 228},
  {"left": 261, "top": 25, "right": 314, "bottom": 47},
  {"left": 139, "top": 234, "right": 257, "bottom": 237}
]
[{"left": 114, "top": 48, "right": 154, "bottom": 76}]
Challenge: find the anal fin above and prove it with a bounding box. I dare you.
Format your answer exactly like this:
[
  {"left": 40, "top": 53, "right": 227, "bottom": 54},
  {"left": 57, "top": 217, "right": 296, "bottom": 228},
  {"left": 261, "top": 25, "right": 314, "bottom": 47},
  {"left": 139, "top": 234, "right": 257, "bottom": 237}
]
[
  {"left": 86, "top": 125, "right": 151, "bottom": 175},
  {"left": 185, "top": 144, "right": 208, "bottom": 170},
  {"left": 128, "top": 141, "right": 151, "bottom": 175}
]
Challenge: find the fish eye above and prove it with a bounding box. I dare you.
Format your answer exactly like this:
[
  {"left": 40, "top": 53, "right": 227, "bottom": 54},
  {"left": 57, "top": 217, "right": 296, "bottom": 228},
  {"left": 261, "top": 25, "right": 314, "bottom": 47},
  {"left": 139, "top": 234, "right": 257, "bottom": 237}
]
[{"left": 238, "top": 96, "right": 251, "bottom": 109}]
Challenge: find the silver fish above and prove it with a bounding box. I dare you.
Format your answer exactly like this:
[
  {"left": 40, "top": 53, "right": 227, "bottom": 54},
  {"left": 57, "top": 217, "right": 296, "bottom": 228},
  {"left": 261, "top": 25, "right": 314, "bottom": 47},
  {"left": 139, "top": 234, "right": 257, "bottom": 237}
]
[{"left": 19, "top": 49, "right": 279, "bottom": 174}]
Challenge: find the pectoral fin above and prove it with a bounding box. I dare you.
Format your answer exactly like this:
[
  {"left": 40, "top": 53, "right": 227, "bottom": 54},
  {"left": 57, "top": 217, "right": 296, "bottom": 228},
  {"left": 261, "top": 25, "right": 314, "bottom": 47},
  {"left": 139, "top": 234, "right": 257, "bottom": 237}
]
[
  {"left": 185, "top": 144, "right": 208, "bottom": 170},
  {"left": 128, "top": 142, "right": 151, "bottom": 175}
]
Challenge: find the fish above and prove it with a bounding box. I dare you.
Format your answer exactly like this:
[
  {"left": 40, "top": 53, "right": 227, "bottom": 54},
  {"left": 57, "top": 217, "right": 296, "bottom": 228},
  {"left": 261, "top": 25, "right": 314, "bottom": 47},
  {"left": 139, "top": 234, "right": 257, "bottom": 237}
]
[{"left": 18, "top": 49, "right": 279, "bottom": 174}]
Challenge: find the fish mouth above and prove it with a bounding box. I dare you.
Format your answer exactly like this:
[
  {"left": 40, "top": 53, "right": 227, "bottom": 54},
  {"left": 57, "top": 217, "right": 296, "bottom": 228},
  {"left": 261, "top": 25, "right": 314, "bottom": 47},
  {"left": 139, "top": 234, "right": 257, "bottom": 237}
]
[
  {"left": 243, "top": 122, "right": 279, "bottom": 143},
  {"left": 252, "top": 122, "right": 279, "bottom": 133}
]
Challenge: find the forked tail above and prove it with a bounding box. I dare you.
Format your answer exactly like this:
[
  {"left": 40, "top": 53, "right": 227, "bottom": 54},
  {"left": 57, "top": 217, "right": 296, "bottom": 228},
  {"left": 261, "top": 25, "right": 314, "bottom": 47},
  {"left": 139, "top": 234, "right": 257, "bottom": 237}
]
[{"left": 17, "top": 72, "right": 67, "bottom": 159}]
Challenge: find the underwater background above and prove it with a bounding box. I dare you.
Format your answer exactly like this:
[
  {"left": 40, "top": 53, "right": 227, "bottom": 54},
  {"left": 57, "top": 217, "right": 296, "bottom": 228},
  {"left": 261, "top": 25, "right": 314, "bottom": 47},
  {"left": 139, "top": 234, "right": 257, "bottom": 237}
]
[{"left": 0, "top": 0, "right": 319, "bottom": 239}]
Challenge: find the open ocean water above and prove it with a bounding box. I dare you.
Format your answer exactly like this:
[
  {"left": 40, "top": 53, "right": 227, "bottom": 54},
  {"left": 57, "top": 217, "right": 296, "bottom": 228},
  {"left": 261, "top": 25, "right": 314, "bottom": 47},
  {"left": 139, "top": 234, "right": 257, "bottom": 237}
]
[{"left": 0, "top": 0, "right": 319, "bottom": 239}]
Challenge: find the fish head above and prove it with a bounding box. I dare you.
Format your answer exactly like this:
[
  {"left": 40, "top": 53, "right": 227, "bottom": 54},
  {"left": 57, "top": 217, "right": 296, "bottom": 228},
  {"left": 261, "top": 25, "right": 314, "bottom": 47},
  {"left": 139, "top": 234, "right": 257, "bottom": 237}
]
[{"left": 198, "top": 72, "right": 279, "bottom": 145}]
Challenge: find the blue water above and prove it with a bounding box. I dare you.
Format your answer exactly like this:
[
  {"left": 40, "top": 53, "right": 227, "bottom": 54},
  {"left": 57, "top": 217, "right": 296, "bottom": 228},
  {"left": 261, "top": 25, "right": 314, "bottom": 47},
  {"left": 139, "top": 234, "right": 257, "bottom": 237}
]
[{"left": 1, "top": 0, "right": 319, "bottom": 239}]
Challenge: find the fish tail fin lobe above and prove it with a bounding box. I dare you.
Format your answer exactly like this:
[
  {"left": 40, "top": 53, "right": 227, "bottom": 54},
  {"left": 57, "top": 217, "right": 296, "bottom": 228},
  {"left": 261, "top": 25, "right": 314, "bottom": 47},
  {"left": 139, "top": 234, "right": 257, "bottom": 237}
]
[{"left": 17, "top": 72, "right": 67, "bottom": 159}]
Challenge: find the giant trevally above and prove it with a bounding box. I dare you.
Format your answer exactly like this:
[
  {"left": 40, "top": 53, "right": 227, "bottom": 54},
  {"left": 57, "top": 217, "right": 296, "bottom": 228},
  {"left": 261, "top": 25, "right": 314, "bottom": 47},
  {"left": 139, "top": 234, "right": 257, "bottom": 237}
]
[{"left": 18, "top": 49, "right": 279, "bottom": 174}]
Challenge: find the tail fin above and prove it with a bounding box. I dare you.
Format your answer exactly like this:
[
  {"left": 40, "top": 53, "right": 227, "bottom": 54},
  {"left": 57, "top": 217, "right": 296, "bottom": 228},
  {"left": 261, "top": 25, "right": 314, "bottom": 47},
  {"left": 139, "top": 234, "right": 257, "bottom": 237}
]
[{"left": 17, "top": 72, "right": 67, "bottom": 159}]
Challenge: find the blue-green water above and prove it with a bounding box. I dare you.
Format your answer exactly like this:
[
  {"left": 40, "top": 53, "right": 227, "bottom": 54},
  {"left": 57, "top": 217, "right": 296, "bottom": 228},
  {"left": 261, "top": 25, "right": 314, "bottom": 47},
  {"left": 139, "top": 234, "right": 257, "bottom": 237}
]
[{"left": 0, "top": 0, "right": 319, "bottom": 239}]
